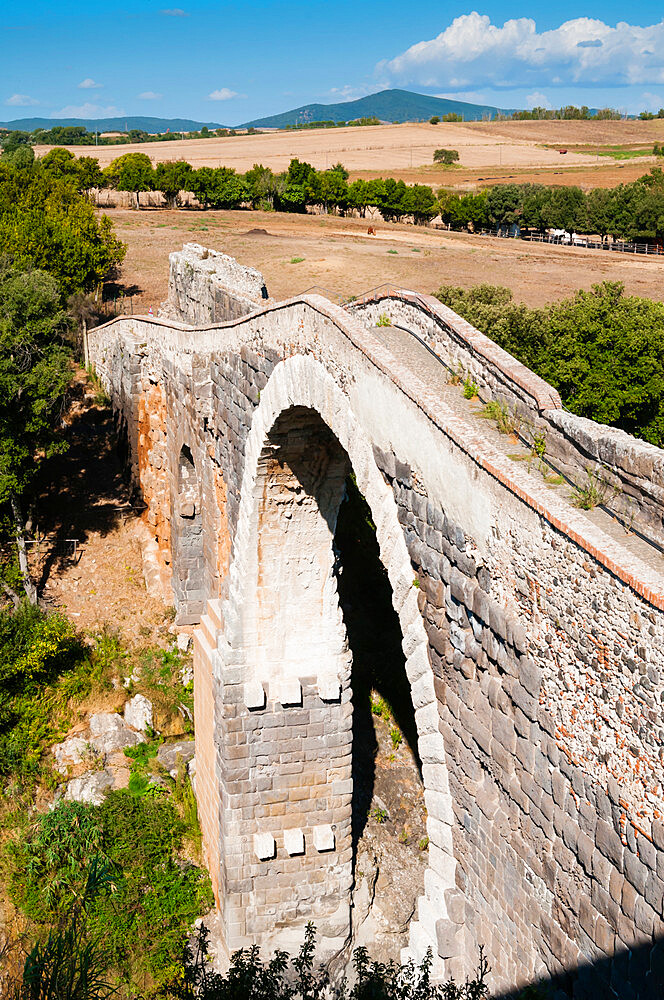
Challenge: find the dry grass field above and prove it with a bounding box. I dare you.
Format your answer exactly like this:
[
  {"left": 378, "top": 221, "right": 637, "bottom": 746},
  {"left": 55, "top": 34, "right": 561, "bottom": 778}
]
[
  {"left": 34, "top": 121, "right": 608, "bottom": 171},
  {"left": 104, "top": 205, "right": 664, "bottom": 315},
  {"left": 38, "top": 119, "right": 664, "bottom": 192}
]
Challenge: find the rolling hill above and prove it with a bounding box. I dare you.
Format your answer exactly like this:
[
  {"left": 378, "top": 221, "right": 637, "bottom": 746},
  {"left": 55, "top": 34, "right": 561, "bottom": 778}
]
[
  {"left": 0, "top": 116, "right": 224, "bottom": 133},
  {"left": 241, "top": 89, "right": 515, "bottom": 128}
]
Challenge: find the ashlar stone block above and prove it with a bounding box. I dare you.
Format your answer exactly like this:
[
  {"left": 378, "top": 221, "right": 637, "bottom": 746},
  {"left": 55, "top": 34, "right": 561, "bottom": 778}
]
[
  {"left": 244, "top": 681, "right": 266, "bottom": 710},
  {"left": 313, "top": 824, "right": 335, "bottom": 852},
  {"left": 279, "top": 678, "right": 303, "bottom": 707},
  {"left": 317, "top": 674, "right": 341, "bottom": 702},
  {"left": 284, "top": 827, "right": 305, "bottom": 856},
  {"left": 254, "top": 832, "right": 276, "bottom": 860}
]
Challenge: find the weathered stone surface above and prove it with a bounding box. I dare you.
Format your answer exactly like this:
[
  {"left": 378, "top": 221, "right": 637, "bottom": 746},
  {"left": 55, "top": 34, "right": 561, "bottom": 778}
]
[
  {"left": 157, "top": 739, "right": 196, "bottom": 775},
  {"left": 52, "top": 736, "right": 90, "bottom": 772},
  {"left": 89, "top": 712, "right": 145, "bottom": 754},
  {"left": 124, "top": 694, "right": 153, "bottom": 731},
  {"left": 65, "top": 770, "right": 114, "bottom": 805},
  {"left": 90, "top": 249, "right": 664, "bottom": 998}
]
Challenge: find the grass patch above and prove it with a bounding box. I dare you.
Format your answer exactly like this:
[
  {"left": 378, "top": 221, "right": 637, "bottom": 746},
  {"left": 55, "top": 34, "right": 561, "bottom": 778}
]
[
  {"left": 289, "top": 256, "right": 305, "bottom": 264},
  {"left": 6, "top": 791, "right": 212, "bottom": 995},
  {"left": 477, "top": 398, "right": 520, "bottom": 436}
]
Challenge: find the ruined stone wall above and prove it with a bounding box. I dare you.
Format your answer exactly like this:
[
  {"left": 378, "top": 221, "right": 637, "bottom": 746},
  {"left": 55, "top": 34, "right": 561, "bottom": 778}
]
[
  {"left": 162, "top": 243, "right": 269, "bottom": 324},
  {"left": 89, "top": 277, "right": 664, "bottom": 997},
  {"left": 352, "top": 292, "right": 664, "bottom": 551}
]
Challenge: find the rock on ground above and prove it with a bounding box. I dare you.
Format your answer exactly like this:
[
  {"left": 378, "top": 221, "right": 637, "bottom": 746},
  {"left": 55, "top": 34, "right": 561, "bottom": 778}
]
[
  {"left": 65, "top": 770, "right": 114, "bottom": 806},
  {"left": 124, "top": 694, "right": 153, "bottom": 731},
  {"left": 52, "top": 736, "right": 91, "bottom": 773},
  {"left": 89, "top": 712, "right": 146, "bottom": 754},
  {"left": 157, "top": 739, "right": 195, "bottom": 776}
]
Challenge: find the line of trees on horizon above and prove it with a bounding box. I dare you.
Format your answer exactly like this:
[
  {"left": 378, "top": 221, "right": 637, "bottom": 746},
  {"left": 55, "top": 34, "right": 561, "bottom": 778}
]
[
  {"left": 2, "top": 104, "right": 664, "bottom": 149},
  {"left": 3, "top": 140, "right": 664, "bottom": 245}
]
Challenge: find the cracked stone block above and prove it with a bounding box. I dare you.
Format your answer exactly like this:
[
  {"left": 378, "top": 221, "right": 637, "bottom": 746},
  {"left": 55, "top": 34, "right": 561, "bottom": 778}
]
[
  {"left": 313, "top": 824, "right": 335, "bottom": 852},
  {"left": 279, "top": 678, "right": 302, "bottom": 707},
  {"left": 254, "top": 832, "right": 276, "bottom": 860},
  {"left": 284, "top": 827, "right": 305, "bottom": 856},
  {"left": 244, "top": 681, "right": 266, "bottom": 710},
  {"left": 124, "top": 694, "right": 153, "bottom": 731},
  {"left": 317, "top": 674, "right": 341, "bottom": 702}
]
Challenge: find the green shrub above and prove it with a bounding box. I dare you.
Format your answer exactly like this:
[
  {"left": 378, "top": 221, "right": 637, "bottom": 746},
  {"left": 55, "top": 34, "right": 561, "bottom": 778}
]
[
  {"left": 174, "top": 924, "right": 491, "bottom": 999},
  {"left": 462, "top": 377, "right": 479, "bottom": 400},
  {"left": 7, "top": 791, "right": 213, "bottom": 993},
  {"left": 0, "top": 604, "right": 89, "bottom": 780}
]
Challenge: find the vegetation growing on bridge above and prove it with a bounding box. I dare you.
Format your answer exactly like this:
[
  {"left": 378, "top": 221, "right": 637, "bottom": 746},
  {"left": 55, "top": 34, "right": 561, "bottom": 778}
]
[{"left": 434, "top": 281, "right": 664, "bottom": 447}]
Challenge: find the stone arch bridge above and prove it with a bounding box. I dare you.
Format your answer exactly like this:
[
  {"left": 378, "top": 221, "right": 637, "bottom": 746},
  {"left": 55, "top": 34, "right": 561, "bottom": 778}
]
[{"left": 90, "top": 245, "right": 664, "bottom": 997}]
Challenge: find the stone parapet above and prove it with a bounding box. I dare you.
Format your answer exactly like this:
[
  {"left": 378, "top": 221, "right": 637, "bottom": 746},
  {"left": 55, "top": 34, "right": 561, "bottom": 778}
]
[{"left": 350, "top": 291, "right": 664, "bottom": 550}]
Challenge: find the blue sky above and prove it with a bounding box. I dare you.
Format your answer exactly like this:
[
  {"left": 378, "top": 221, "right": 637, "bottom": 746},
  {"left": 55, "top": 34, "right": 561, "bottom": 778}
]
[{"left": 2, "top": 2, "right": 664, "bottom": 123}]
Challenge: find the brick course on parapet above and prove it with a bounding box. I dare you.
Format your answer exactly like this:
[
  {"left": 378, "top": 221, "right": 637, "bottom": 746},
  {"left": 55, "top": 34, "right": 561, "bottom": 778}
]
[{"left": 88, "top": 245, "right": 664, "bottom": 997}]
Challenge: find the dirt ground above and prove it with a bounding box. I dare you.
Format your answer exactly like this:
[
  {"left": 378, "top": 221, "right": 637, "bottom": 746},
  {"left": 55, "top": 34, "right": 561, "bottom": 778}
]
[
  {"left": 33, "top": 372, "right": 168, "bottom": 646},
  {"left": 103, "top": 206, "right": 664, "bottom": 313}
]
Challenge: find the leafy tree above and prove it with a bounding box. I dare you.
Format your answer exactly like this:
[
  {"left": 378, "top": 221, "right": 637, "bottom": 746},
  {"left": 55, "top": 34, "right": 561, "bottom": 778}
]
[
  {"left": 319, "top": 168, "right": 349, "bottom": 214},
  {"left": 435, "top": 281, "right": 664, "bottom": 446},
  {"left": 104, "top": 152, "right": 154, "bottom": 209},
  {"left": 41, "top": 147, "right": 80, "bottom": 182},
  {"left": 402, "top": 183, "right": 436, "bottom": 224},
  {"left": 433, "top": 148, "right": 459, "bottom": 165},
  {"left": 429, "top": 116, "right": 440, "bottom": 125},
  {"left": 154, "top": 160, "right": 193, "bottom": 209},
  {"left": 0, "top": 263, "right": 72, "bottom": 601},
  {"left": 1, "top": 144, "right": 35, "bottom": 170},
  {"left": 0, "top": 161, "right": 125, "bottom": 296},
  {"left": 245, "top": 164, "right": 283, "bottom": 209},
  {"left": 75, "top": 156, "right": 106, "bottom": 200},
  {"left": 0, "top": 131, "right": 31, "bottom": 154}
]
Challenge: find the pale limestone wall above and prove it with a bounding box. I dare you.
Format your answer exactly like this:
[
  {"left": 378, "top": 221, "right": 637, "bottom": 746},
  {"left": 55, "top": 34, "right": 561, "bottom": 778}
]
[{"left": 89, "top": 267, "right": 664, "bottom": 997}]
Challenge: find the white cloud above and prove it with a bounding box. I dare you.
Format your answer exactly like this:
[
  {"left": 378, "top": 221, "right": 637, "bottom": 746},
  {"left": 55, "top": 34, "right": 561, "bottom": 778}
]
[
  {"left": 138, "top": 91, "right": 163, "bottom": 100},
  {"left": 641, "top": 91, "right": 663, "bottom": 110},
  {"left": 78, "top": 78, "right": 102, "bottom": 89},
  {"left": 52, "top": 102, "right": 124, "bottom": 119},
  {"left": 208, "top": 88, "right": 240, "bottom": 101},
  {"left": 4, "top": 93, "right": 39, "bottom": 106},
  {"left": 379, "top": 13, "right": 664, "bottom": 90},
  {"left": 327, "top": 84, "right": 373, "bottom": 102},
  {"left": 161, "top": 8, "right": 188, "bottom": 15},
  {"left": 526, "top": 91, "right": 552, "bottom": 109}
]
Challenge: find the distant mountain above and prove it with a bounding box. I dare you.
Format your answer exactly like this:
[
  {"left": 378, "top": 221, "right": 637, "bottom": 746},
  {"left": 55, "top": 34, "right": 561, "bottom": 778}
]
[
  {"left": 0, "top": 116, "right": 224, "bottom": 133},
  {"left": 241, "top": 89, "right": 515, "bottom": 128}
]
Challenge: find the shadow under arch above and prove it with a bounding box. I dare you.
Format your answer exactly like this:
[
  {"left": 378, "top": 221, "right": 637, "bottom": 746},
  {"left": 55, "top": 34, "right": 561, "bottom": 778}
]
[{"left": 202, "top": 354, "right": 456, "bottom": 967}]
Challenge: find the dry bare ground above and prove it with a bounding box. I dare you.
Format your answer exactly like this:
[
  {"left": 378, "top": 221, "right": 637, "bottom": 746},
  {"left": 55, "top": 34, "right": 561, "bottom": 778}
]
[{"left": 102, "top": 206, "right": 664, "bottom": 314}]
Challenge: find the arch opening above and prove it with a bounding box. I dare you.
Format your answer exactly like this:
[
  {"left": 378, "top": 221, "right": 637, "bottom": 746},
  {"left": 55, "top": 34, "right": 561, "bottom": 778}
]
[
  {"left": 216, "top": 403, "right": 430, "bottom": 960},
  {"left": 334, "top": 475, "right": 423, "bottom": 858}
]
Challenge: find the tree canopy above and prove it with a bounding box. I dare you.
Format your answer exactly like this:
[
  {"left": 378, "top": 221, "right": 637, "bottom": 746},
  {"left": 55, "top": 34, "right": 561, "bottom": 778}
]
[{"left": 435, "top": 281, "right": 664, "bottom": 447}]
